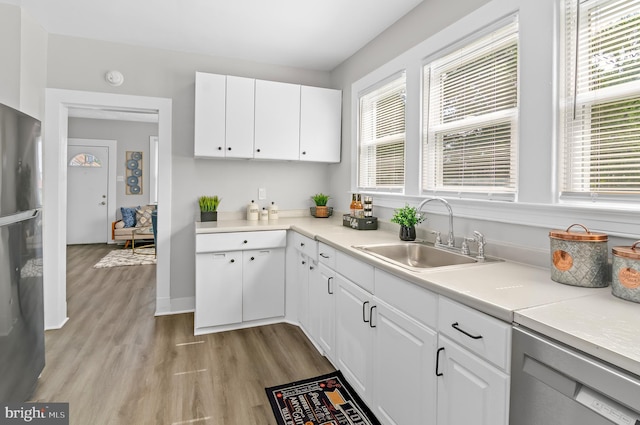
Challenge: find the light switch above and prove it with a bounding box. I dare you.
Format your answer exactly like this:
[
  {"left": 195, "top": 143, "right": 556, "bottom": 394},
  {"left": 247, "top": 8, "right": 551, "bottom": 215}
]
[{"left": 258, "top": 188, "right": 267, "bottom": 200}]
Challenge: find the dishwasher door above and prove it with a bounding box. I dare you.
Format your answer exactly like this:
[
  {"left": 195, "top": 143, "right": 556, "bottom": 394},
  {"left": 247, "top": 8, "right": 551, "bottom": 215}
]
[{"left": 510, "top": 326, "right": 640, "bottom": 425}]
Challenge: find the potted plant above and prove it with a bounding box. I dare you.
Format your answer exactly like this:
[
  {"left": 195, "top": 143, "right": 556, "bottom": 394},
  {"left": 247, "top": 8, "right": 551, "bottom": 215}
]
[
  {"left": 311, "top": 193, "right": 331, "bottom": 218},
  {"left": 391, "top": 204, "right": 425, "bottom": 241},
  {"left": 198, "top": 195, "right": 221, "bottom": 222}
]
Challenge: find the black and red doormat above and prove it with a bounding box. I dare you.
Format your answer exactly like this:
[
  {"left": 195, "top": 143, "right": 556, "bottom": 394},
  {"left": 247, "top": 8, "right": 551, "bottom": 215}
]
[{"left": 265, "top": 370, "right": 381, "bottom": 425}]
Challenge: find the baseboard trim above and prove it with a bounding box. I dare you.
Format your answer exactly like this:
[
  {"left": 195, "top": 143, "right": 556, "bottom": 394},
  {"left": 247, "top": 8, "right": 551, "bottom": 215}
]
[{"left": 155, "top": 296, "right": 195, "bottom": 316}]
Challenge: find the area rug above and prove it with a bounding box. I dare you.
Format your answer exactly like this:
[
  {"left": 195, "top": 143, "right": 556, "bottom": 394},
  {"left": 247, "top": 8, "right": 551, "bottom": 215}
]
[
  {"left": 93, "top": 248, "right": 156, "bottom": 268},
  {"left": 265, "top": 370, "right": 381, "bottom": 425}
]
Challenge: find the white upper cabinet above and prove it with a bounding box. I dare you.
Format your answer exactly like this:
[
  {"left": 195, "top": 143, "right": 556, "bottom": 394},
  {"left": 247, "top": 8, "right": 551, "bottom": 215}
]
[
  {"left": 225, "top": 75, "right": 255, "bottom": 159},
  {"left": 300, "top": 86, "right": 342, "bottom": 163},
  {"left": 194, "top": 72, "right": 226, "bottom": 158},
  {"left": 254, "top": 79, "right": 301, "bottom": 160},
  {"left": 194, "top": 72, "right": 342, "bottom": 162}
]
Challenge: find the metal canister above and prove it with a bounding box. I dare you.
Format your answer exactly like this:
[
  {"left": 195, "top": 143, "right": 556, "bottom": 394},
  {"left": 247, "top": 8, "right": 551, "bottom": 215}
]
[
  {"left": 549, "top": 224, "right": 609, "bottom": 287},
  {"left": 611, "top": 241, "right": 640, "bottom": 303}
]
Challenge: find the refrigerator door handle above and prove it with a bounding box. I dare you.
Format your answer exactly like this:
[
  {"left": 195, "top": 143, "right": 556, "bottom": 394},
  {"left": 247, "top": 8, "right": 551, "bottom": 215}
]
[{"left": 0, "top": 209, "right": 41, "bottom": 227}]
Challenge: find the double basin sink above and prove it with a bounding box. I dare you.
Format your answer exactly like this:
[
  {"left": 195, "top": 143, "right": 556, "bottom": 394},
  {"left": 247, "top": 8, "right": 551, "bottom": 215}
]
[{"left": 352, "top": 241, "right": 501, "bottom": 271}]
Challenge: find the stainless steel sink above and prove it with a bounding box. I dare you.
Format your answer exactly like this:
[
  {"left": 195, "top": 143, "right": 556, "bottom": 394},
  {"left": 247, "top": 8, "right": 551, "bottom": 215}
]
[{"left": 353, "top": 242, "right": 499, "bottom": 271}]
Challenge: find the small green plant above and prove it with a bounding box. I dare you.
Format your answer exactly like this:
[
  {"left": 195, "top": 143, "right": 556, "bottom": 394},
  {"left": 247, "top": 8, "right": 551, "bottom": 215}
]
[
  {"left": 311, "top": 193, "right": 330, "bottom": 206},
  {"left": 390, "top": 204, "right": 425, "bottom": 227},
  {"left": 198, "top": 195, "right": 221, "bottom": 212}
]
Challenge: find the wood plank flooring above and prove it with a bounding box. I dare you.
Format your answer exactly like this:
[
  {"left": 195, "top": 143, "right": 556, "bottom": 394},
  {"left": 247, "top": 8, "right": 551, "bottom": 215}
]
[{"left": 31, "top": 244, "right": 334, "bottom": 425}]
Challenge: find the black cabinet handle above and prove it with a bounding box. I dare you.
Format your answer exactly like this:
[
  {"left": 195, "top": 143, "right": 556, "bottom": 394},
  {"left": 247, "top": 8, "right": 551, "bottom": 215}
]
[
  {"left": 319, "top": 253, "right": 329, "bottom": 258},
  {"left": 369, "top": 305, "right": 377, "bottom": 328},
  {"left": 302, "top": 151, "right": 306, "bottom": 155},
  {"left": 256, "top": 148, "right": 261, "bottom": 153},
  {"left": 327, "top": 276, "right": 333, "bottom": 294},
  {"left": 230, "top": 259, "right": 235, "bottom": 263},
  {"left": 302, "top": 260, "right": 306, "bottom": 265},
  {"left": 300, "top": 242, "right": 305, "bottom": 247},
  {"left": 435, "top": 347, "right": 445, "bottom": 376},
  {"left": 310, "top": 265, "right": 314, "bottom": 271},
  {"left": 362, "top": 301, "right": 370, "bottom": 323},
  {"left": 228, "top": 147, "right": 232, "bottom": 151},
  {"left": 217, "top": 146, "right": 222, "bottom": 150},
  {"left": 452, "top": 322, "right": 483, "bottom": 340},
  {"left": 243, "top": 240, "right": 248, "bottom": 244},
  {"left": 250, "top": 256, "right": 255, "bottom": 261}
]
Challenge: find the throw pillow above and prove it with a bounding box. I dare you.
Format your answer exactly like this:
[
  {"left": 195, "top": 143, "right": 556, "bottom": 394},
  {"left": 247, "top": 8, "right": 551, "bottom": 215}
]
[
  {"left": 120, "top": 206, "right": 139, "bottom": 228},
  {"left": 135, "top": 205, "right": 156, "bottom": 228}
]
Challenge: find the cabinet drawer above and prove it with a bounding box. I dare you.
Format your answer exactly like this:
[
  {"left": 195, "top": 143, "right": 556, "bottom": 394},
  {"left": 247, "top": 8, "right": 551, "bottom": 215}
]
[
  {"left": 336, "top": 251, "right": 374, "bottom": 293},
  {"left": 196, "top": 230, "right": 286, "bottom": 253},
  {"left": 291, "top": 231, "right": 318, "bottom": 260},
  {"left": 317, "top": 242, "right": 336, "bottom": 268},
  {"left": 438, "top": 297, "right": 511, "bottom": 371},
  {"left": 374, "top": 269, "right": 437, "bottom": 329}
]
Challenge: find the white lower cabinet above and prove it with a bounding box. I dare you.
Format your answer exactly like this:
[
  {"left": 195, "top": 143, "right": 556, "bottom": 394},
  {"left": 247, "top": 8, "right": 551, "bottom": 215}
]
[
  {"left": 309, "top": 262, "right": 336, "bottom": 361},
  {"left": 436, "top": 297, "right": 511, "bottom": 425},
  {"left": 436, "top": 335, "right": 509, "bottom": 425},
  {"left": 195, "top": 250, "right": 243, "bottom": 328},
  {"left": 335, "top": 273, "right": 374, "bottom": 403},
  {"left": 194, "top": 231, "right": 286, "bottom": 334},
  {"left": 372, "top": 300, "right": 438, "bottom": 425},
  {"left": 242, "top": 248, "right": 285, "bottom": 322}
]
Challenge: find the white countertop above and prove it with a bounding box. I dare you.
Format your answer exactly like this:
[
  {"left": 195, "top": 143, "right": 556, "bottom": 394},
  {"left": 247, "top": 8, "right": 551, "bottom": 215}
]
[{"left": 196, "top": 215, "right": 640, "bottom": 376}]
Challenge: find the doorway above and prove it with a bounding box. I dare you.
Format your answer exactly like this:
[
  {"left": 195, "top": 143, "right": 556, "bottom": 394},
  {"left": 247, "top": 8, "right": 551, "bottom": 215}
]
[
  {"left": 43, "top": 89, "right": 173, "bottom": 329},
  {"left": 66, "top": 139, "right": 117, "bottom": 245}
]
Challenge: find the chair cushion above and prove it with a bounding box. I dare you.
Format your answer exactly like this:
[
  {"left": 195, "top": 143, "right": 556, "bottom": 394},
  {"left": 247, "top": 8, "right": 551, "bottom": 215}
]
[
  {"left": 120, "top": 206, "right": 139, "bottom": 227},
  {"left": 135, "top": 205, "right": 156, "bottom": 228}
]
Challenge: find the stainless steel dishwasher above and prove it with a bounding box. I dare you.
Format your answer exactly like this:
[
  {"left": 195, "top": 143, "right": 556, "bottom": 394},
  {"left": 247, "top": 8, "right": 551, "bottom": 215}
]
[{"left": 510, "top": 326, "right": 640, "bottom": 425}]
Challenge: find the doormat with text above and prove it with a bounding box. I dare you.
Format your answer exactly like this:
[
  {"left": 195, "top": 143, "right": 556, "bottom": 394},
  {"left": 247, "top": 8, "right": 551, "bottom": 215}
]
[{"left": 265, "top": 370, "right": 381, "bottom": 425}]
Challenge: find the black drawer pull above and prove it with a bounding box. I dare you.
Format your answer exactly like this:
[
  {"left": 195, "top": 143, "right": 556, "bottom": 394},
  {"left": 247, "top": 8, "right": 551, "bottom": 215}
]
[
  {"left": 319, "top": 253, "right": 329, "bottom": 258},
  {"left": 369, "top": 305, "right": 377, "bottom": 328},
  {"left": 452, "top": 322, "right": 483, "bottom": 340},
  {"left": 327, "top": 276, "right": 333, "bottom": 294},
  {"left": 362, "top": 301, "right": 370, "bottom": 323},
  {"left": 435, "top": 347, "right": 445, "bottom": 376}
]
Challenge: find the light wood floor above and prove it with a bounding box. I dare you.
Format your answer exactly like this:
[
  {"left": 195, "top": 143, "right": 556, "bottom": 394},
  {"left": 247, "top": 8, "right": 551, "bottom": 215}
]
[{"left": 32, "top": 244, "right": 334, "bottom": 425}]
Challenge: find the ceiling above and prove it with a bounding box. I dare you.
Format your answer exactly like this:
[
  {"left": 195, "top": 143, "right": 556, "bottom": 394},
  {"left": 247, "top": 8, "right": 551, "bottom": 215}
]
[{"left": 5, "top": 0, "right": 423, "bottom": 71}]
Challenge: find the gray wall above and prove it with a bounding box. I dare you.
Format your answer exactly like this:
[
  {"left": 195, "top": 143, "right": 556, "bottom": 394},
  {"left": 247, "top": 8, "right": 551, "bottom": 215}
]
[
  {"left": 47, "top": 35, "right": 334, "bottom": 300},
  {"left": 68, "top": 118, "right": 158, "bottom": 212}
]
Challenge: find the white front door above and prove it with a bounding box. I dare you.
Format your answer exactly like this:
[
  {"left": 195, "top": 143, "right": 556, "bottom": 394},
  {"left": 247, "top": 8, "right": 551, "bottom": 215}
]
[{"left": 66, "top": 144, "right": 110, "bottom": 244}]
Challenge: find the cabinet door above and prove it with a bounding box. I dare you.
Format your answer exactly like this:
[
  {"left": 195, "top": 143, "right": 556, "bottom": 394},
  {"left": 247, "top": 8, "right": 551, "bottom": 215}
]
[
  {"left": 225, "top": 75, "right": 255, "bottom": 158},
  {"left": 254, "top": 79, "right": 301, "bottom": 160},
  {"left": 300, "top": 86, "right": 342, "bottom": 163},
  {"left": 296, "top": 251, "right": 311, "bottom": 331},
  {"left": 309, "top": 263, "right": 336, "bottom": 361},
  {"left": 436, "top": 335, "right": 510, "bottom": 425},
  {"left": 195, "top": 251, "right": 242, "bottom": 329},
  {"left": 335, "top": 274, "right": 374, "bottom": 403},
  {"left": 194, "top": 72, "right": 226, "bottom": 158},
  {"left": 242, "top": 248, "right": 285, "bottom": 322},
  {"left": 372, "top": 300, "right": 438, "bottom": 425}
]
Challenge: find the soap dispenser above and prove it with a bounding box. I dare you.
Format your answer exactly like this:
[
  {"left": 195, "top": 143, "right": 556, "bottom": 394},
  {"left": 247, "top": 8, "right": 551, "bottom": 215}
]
[{"left": 246, "top": 200, "right": 259, "bottom": 221}]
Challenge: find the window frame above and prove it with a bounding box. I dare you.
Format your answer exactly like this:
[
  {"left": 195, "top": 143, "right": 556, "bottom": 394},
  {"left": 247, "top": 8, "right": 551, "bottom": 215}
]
[
  {"left": 560, "top": 0, "right": 640, "bottom": 205},
  {"left": 422, "top": 17, "right": 520, "bottom": 201},
  {"left": 356, "top": 71, "right": 408, "bottom": 193}
]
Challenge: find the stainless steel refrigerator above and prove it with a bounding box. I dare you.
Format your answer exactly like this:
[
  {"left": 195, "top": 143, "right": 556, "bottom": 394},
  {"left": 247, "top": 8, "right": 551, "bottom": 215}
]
[{"left": 0, "top": 102, "right": 44, "bottom": 402}]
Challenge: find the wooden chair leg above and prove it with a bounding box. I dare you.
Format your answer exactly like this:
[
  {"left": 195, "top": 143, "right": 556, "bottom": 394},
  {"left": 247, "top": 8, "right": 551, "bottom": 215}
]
[{"left": 124, "top": 240, "right": 131, "bottom": 249}]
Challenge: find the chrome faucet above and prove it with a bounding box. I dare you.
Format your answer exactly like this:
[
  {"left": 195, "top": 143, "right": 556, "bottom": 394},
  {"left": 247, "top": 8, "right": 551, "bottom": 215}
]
[{"left": 417, "top": 197, "right": 455, "bottom": 248}]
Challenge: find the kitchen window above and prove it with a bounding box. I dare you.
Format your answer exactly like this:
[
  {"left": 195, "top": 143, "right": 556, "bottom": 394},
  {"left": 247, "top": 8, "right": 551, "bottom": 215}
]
[
  {"left": 357, "top": 73, "right": 406, "bottom": 191},
  {"left": 561, "top": 0, "right": 640, "bottom": 202},
  {"left": 422, "top": 18, "right": 519, "bottom": 200}
]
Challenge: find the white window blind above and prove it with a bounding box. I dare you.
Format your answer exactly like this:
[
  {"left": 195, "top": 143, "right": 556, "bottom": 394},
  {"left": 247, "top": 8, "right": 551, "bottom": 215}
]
[
  {"left": 358, "top": 73, "right": 406, "bottom": 191},
  {"left": 423, "top": 19, "right": 519, "bottom": 199},
  {"left": 562, "top": 0, "right": 640, "bottom": 199}
]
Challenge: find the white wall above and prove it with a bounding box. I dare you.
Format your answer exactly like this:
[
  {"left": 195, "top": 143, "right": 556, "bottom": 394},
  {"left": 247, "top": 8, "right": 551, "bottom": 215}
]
[
  {"left": 0, "top": 4, "right": 47, "bottom": 119},
  {"left": 329, "top": 0, "right": 639, "bottom": 267}
]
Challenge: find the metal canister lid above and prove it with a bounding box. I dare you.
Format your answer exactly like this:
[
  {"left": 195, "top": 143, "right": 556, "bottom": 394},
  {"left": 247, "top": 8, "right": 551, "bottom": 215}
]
[
  {"left": 612, "top": 241, "right": 640, "bottom": 260},
  {"left": 549, "top": 223, "right": 608, "bottom": 242}
]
